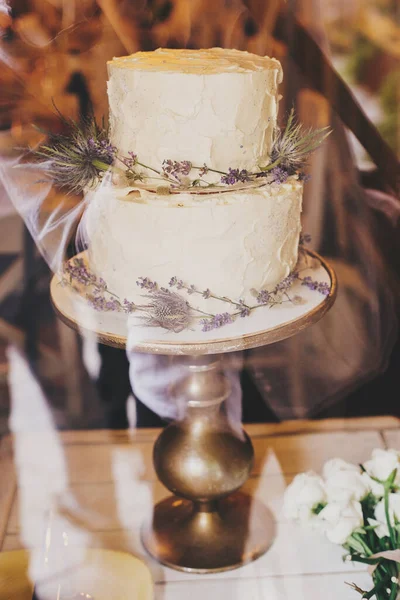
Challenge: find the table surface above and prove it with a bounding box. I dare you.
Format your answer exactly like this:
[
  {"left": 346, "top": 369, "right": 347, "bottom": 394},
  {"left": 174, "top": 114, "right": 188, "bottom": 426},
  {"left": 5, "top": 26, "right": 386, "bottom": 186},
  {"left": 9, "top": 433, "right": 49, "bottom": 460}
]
[{"left": 1, "top": 417, "right": 400, "bottom": 600}]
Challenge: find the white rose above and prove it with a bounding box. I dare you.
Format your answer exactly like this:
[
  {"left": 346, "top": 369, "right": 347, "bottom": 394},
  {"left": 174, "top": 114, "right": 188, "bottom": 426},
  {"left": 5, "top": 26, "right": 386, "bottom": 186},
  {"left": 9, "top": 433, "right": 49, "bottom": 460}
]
[
  {"left": 318, "top": 501, "right": 364, "bottom": 545},
  {"left": 283, "top": 472, "right": 326, "bottom": 523},
  {"left": 323, "top": 458, "right": 360, "bottom": 480},
  {"left": 368, "top": 493, "right": 400, "bottom": 538},
  {"left": 323, "top": 459, "right": 370, "bottom": 503},
  {"left": 363, "top": 449, "right": 400, "bottom": 496}
]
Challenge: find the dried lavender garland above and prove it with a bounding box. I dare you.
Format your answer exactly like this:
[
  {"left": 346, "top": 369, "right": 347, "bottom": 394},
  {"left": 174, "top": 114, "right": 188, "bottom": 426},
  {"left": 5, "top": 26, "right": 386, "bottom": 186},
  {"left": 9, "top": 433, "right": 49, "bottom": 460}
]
[
  {"left": 61, "top": 256, "right": 331, "bottom": 334},
  {"left": 34, "top": 109, "right": 328, "bottom": 193}
]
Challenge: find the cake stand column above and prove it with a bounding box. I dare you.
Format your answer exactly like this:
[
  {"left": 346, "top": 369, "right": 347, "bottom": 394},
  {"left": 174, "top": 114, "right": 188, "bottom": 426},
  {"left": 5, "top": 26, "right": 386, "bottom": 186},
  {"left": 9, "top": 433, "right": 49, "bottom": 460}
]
[{"left": 141, "top": 354, "right": 276, "bottom": 573}]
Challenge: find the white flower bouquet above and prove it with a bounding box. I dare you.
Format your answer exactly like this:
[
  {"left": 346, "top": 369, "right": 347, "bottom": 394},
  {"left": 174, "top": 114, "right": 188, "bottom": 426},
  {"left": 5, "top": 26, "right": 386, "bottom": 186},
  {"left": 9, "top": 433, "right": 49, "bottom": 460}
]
[{"left": 284, "top": 449, "right": 400, "bottom": 599}]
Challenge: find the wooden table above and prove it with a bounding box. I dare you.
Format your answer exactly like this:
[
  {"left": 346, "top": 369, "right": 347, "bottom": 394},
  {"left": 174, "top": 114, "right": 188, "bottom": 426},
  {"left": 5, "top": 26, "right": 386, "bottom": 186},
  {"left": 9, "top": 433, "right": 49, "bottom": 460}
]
[{"left": 1, "top": 417, "right": 400, "bottom": 599}]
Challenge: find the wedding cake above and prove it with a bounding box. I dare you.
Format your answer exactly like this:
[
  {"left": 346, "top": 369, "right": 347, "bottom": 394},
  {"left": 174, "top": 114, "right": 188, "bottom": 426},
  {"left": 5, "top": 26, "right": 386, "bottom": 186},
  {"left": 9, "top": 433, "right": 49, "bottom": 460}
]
[{"left": 84, "top": 48, "right": 304, "bottom": 313}]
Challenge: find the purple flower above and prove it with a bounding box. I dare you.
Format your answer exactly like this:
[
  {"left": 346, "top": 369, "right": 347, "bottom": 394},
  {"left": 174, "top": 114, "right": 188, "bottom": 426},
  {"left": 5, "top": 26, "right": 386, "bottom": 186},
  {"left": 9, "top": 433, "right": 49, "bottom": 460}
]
[
  {"left": 300, "top": 277, "right": 330, "bottom": 296},
  {"left": 169, "top": 276, "right": 177, "bottom": 287},
  {"left": 87, "top": 137, "right": 116, "bottom": 164},
  {"left": 64, "top": 258, "right": 97, "bottom": 287},
  {"left": 162, "top": 159, "right": 192, "bottom": 180},
  {"left": 176, "top": 280, "right": 184, "bottom": 290},
  {"left": 271, "top": 166, "right": 289, "bottom": 184},
  {"left": 202, "top": 288, "right": 211, "bottom": 299},
  {"left": 123, "top": 299, "right": 136, "bottom": 313},
  {"left": 317, "top": 282, "right": 330, "bottom": 296},
  {"left": 274, "top": 272, "right": 298, "bottom": 293},
  {"left": 300, "top": 276, "right": 318, "bottom": 291},
  {"left": 238, "top": 300, "right": 250, "bottom": 317},
  {"left": 187, "top": 284, "right": 196, "bottom": 295},
  {"left": 136, "top": 277, "right": 157, "bottom": 290},
  {"left": 200, "top": 312, "right": 234, "bottom": 332},
  {"left": 221, "top": 168, "right": 251, "bottom": 185},
  {"left": 87, "top": 294, "right": 121, "bottom": 312},
  {"left": 199, "top": 164, "right": 209, "bottom": 177},
  {"left": 122, "top": 151, "right": 138, "bottom": 169},
  {"left": 256, "top": 290, "right": 271, "bottom": 305}
]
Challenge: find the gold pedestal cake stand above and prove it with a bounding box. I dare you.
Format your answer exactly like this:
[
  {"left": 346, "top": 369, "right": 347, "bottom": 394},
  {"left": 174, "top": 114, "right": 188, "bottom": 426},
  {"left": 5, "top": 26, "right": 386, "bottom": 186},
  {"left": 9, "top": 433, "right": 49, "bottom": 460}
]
[{"left": 50, "top": 250, "right": 337, "bottom": 573}]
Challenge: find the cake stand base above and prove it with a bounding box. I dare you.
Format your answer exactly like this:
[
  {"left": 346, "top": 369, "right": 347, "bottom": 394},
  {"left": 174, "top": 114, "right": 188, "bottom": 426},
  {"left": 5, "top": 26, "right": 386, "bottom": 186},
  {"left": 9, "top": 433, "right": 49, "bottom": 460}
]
[{"left": 141, "top": 492, "right": 275, "bottom": 573}]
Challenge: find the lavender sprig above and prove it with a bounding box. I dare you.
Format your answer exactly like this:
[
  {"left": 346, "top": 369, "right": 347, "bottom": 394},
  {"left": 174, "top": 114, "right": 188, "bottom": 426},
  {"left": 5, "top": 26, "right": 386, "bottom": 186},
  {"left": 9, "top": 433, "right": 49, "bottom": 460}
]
[
  {"left": 136, "top": 277, "right": 158, "bottom": 290},
  {"left": 162, "top": 160, "right": 192, "bottom": 181},
  {"left": 300, "top": 276, "right": 330, "bottom": 296},
  {"left": 62, "top": 258, "right": 331, "bottom": 334},
  {"left": 200, "top": 313, "right": 233, "bottom": 332},
  {"left": 220, "top": 168, "right": 251, "bottom": 185},
  {"left": 169, "top": 276, "right": 251, "bottom": 311}
]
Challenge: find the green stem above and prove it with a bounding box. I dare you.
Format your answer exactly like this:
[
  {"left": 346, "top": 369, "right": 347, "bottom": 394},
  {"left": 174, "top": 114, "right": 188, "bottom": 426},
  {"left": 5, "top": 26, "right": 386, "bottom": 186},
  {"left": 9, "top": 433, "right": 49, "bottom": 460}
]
[
  {"left": 191, "top": 165, "right": 228, "bottom": 176},
  {"left": 384, "top": 485, "right": 397, "bottom": 549},
  {"left": 258, "top": 157, "right": 282, "bottom": 172},
  {"left": 91, "top": 159, "right": 129, "bottom": 181},
  {"left": 136, "top": 161, "right": 162, "bottom": 176},
  {"left": 362, "top": 576, "right": 392, "bottom": 599},
  {"left": 191, "top": 308, "right": 215, "bottom": 318}
]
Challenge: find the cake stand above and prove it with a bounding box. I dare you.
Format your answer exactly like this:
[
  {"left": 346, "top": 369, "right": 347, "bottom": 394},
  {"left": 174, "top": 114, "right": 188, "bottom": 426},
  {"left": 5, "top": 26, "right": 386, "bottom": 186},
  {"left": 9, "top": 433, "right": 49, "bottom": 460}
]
[{"left": 50, "top": 250, "right": 337, "bottom": 573}]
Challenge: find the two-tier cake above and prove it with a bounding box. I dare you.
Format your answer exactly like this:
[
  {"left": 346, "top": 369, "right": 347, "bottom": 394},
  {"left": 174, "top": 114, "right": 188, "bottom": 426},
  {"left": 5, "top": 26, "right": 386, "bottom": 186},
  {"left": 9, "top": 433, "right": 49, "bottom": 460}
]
[{"left": 83, "top": 48, "right": 304, "bottom": 314}]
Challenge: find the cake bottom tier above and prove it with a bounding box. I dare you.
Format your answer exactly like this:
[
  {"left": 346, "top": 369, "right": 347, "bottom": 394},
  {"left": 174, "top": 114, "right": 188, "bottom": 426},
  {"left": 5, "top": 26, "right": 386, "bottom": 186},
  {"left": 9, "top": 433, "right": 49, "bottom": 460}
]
[{"left": 84, "top": 180, "right": 303, "bottom": 313}]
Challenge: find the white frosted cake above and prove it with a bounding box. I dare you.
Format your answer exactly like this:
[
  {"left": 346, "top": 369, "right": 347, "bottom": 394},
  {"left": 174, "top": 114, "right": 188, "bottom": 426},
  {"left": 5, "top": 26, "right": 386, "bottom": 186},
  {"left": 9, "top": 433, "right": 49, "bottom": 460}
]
[{"left": 84, "top": 48, "right": 303, "bottom": 314}]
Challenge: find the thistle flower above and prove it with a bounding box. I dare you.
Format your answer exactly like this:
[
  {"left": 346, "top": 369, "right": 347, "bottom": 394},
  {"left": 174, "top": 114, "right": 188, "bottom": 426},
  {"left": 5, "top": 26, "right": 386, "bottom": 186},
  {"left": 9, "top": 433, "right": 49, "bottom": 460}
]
[
  {"left": 140, "top": 289, "right": 192, "bottom": 333},
  {"left": 261, "top": 109, "right": 331, "bottom": 174},
  {"left": 35, "top": 113, "right": 116, "bottom": 194}
]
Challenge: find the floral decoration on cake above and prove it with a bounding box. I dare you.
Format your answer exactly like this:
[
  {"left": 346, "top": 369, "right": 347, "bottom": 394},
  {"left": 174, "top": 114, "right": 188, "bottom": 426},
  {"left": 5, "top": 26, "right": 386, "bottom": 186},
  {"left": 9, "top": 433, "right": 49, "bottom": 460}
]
[
  {"left": 32, "top": 108, "right": 330, "bottom": 194},
  {"left": 60, "top": 237, "right": 331, "bottom": 334}
]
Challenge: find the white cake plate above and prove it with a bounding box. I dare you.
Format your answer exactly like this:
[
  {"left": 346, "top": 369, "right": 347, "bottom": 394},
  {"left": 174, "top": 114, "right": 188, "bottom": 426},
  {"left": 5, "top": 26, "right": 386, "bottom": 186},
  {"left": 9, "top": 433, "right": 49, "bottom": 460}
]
[{"left": 50, "top": 249, "right": 336, "bottom": 355}]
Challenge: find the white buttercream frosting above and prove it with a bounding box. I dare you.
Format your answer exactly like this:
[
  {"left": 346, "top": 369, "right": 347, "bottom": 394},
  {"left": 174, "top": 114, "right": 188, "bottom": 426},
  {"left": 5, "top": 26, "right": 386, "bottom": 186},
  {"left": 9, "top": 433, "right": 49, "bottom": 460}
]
[
  {"left": 84, "top": 180, "right": 303, "bottom": 312},
  {"left": 107, "top": 48, "right": 283, "bottom": 182}
]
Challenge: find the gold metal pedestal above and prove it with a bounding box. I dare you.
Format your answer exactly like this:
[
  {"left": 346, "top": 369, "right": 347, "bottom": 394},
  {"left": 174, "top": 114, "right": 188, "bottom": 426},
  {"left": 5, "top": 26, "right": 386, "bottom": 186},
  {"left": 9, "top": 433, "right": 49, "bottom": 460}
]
[
  {"left": 50, "top": 250, "right": 337, "bottom": 573},
  {"left": 141, "top": 356, "right": 276, "bottom": 573}
]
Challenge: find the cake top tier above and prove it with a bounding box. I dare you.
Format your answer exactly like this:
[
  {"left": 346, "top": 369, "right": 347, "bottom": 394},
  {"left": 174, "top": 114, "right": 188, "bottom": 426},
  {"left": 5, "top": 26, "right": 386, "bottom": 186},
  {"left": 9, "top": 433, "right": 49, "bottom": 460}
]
[
  {"left": 107, "top": 47, "right": 282, "bottom": 179},
  {"left": 108, "top": 47, "right": 281, "bottom": 75}
]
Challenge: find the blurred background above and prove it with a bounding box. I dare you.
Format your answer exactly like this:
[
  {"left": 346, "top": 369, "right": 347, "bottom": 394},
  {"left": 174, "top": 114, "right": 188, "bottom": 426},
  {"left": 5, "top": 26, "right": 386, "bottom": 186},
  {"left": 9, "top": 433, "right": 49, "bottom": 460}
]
[{"left": 0, "top": 0, "right": 399, "bottom": 437}]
